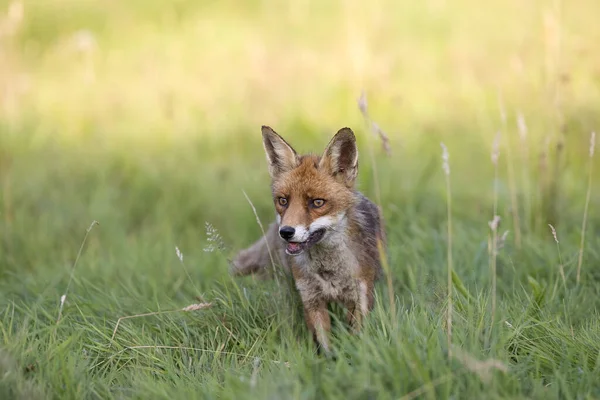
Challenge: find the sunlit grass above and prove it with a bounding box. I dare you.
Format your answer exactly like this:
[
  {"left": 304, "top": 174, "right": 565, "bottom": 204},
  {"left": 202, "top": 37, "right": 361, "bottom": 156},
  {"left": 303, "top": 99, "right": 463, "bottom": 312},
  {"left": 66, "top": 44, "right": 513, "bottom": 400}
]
[{"left": 1, "top": 0, "right": 600, "bottom": 398}]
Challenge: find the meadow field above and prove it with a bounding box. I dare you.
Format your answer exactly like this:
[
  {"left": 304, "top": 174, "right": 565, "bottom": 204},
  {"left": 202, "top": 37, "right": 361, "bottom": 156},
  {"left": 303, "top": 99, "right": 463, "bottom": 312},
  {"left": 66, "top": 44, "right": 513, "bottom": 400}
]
[{"left": 1, "top": 0, "right": 600, "bottom": 398}]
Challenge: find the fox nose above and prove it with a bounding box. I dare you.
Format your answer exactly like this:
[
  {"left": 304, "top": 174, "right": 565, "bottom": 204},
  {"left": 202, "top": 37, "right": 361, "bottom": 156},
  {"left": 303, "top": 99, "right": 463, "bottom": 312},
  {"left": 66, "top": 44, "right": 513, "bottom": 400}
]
[{"left": 279, "top": 226, "right": 295, "bottom": 240}]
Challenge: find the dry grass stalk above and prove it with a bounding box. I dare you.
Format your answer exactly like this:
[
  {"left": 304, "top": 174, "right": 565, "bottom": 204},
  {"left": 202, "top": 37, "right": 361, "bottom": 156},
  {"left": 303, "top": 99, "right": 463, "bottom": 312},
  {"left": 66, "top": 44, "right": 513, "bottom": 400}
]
[
  {"left": 576, "top": 131, "right": 595, "bottom": 285},
  {"left": 377, "top": 237, "right": 395, "bottom": 324},
  {"left": 110, "top": 302, "right": 213, "bottom": 342},
  {"left": 57, "top": 220, "right": 99, "bottom": 324},
  {"left": 537, "top": 136, "right": 550, "bottom": 230},
  {"left": 548, "top": 224, "right": 566, "bottom": 288},
  {"left": 488, "top": 215, "right": 501, "bottom": 232},
  {"left": 398, "top": 374, "right": 453, "bottom": 400},
  {"left": 357, "top": 91, "right": 384, "bottom": 210},
  {"left": 496, "top": 230, "right": 510, "bottom": 251},
  {"left": 541, "top": 5, "right": 565, "bottom": 232},
  {"left": 181, "top": 303, "right": 212, "bottom": 312},
  {"left": 516, "top": 112, "right": 527, "bottom": 142},
  {"left": 497, "top": 95, "right": 522, "bottom": 248},
  {"left": 242, "top": 189, "right": 279, "bottom": 283},
  {"left": 358, "top": 91, "right": 392, "bottom": 156},
  {"left": 174, "top": 245, "right": 205, "bottom": 302},
  {"left": 490, "top": 131, "right": 501, "bottom": 334},
  {"left": 488, "top": 214, "right": 500, "bottom": 331},
  {"left": 440, "top": 142, "right": 453, "bottom": 357},
  {"left": 451, "top": 347, "right": 508, "bottom": 384},
  {"left": 107, "top": 345, "right": 290, "bottom": 367},
  {"left": 1, "top": 149, "right": 13, "bottom": 230},
  {"left": 358, "top": 91, "right": 394, "bottom": 316},
  {"left": 516, "top": 112, "right": 532, "bottom": 229}
]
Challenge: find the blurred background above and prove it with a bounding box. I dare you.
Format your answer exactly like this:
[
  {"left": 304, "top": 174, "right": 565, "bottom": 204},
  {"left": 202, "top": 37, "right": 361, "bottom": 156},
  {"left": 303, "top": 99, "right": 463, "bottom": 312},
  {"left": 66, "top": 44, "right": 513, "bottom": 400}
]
[{"left": 1, "top": 0, "right": 599, "bottom": 289}]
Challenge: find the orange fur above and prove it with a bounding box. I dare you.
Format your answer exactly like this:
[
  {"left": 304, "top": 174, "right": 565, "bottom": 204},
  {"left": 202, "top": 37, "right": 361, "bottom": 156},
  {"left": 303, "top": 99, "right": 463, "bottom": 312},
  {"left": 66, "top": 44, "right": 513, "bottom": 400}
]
[{"left": 232, "top": 126, "right": 386, "bottom": 355}]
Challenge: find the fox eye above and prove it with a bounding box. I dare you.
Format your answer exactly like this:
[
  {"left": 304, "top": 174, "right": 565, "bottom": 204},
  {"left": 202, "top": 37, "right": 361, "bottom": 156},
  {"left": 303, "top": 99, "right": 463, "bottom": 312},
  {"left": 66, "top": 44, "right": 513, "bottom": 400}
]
[
  {"left": 312, "top": 199, "right": 325, "bottom": 208},
  {"left": 278, "top": 197, "right": 288, "bottom": 206}
]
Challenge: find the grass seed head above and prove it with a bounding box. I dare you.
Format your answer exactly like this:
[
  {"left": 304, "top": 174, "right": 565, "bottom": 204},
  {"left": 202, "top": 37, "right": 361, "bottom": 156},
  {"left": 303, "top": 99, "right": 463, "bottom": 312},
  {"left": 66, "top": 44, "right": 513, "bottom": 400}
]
[
  {"left": 175, "top": 246, "right": 184, "bottom": 262},
  {"left": 181, "top": 303, "right": 212, "bottom": 312},
  {"left": 489, "top": 215, "right": 501, "bottom": 232},
  {"left": 548, "top": 224, "right": 559, "bottom": 244},
  {"left": 203, "top": 222, "right": 226, "bottom": 253},
  {"left": 357, "top": 90, "right": 368, "bottom": 116},
  {"left": 440, "top": 142, "right": 450, "bottom": 176},
  {"left": 371, "top": 121, "right": 392, "bottom": 155},
  {"left": 491, "top": 131, "right": 501, "bottom": 165},
  {"left": 497, "top": 230, "right": 509, "bottom": 250}
]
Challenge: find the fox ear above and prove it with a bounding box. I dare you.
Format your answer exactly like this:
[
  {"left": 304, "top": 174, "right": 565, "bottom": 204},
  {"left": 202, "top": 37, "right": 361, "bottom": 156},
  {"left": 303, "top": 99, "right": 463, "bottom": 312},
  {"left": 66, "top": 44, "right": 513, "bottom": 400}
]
[
  {"left": 261, "top": 126, "right": 299, "bottom": 178},
  {"left": 319, "top": 127, "right": 358, "bottom": 187}
]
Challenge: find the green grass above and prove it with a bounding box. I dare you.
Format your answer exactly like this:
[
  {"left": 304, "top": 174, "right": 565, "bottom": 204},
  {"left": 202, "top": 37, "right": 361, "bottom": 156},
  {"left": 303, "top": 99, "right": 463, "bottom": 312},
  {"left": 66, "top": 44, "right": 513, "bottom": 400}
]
[{"left": 1, "top": 0, "right": 600, "bottom": 398}]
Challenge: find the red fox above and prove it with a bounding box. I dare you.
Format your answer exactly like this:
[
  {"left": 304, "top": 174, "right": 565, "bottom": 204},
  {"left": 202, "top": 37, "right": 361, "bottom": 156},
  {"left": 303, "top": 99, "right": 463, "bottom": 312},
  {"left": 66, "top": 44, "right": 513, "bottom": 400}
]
[{"left": 232, "top": 126, "right": 386, "bottom": 355}]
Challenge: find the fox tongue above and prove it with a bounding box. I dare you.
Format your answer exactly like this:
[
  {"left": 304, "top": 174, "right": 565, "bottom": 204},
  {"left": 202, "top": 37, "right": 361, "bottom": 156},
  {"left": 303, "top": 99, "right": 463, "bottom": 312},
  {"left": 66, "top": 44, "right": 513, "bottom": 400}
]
[{"left": 286, "top": 242, "right": 303, "bottom": 254}]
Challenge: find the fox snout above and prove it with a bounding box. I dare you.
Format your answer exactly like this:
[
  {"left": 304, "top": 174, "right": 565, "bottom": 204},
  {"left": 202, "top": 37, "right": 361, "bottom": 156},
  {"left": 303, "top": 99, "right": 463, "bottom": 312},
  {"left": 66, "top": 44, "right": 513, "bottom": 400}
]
[
  {"left": 278, "top": 226, "right": 296, "bottom": 241},
  {"left": 278, "top": 223, "right": 327, "bottom": 256},
  {"left": 278, "top": 225, "right": 308, "bottom": 242}
]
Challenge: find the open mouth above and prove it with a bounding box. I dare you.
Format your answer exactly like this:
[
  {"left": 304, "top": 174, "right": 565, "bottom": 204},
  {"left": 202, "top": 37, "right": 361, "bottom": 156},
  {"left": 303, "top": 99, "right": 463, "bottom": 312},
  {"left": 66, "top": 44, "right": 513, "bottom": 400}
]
[{"left": 285, "top": 228, "right": 326, "bottom": 255}]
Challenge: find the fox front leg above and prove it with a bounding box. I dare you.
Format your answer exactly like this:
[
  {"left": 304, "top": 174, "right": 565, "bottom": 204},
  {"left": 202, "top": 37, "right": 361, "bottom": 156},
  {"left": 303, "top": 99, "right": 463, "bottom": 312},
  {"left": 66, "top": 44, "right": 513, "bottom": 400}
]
[
  {"left": 345, "top": 302, "right": 362, "bottom": 334},
  {"left": 346, "top": 279, "right": 374, "bottom": 333},
  {"left": 303, "top": 301, "right": 333, "bottom": 357}
]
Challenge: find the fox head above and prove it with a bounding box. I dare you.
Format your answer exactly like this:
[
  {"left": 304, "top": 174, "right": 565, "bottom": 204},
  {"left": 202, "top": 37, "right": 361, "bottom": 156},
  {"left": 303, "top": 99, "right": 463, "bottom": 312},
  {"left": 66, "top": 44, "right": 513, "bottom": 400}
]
[{"left": 261, "top": 125, "right": 359, "bottom": 256}]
